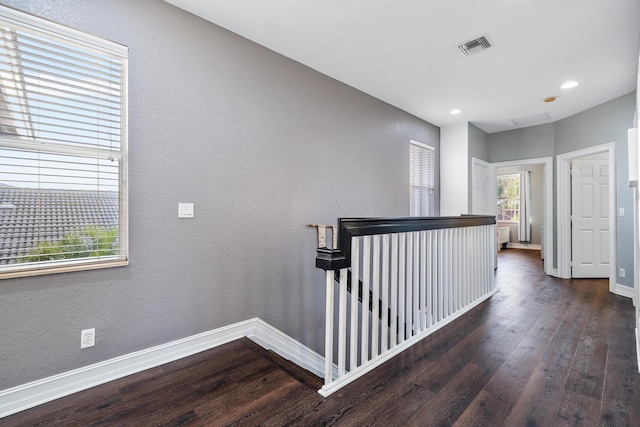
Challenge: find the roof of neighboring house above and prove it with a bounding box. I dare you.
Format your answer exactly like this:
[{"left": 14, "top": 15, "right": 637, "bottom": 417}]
[{"left": 0, "top": 187, "right": 118, "bottom": 265}]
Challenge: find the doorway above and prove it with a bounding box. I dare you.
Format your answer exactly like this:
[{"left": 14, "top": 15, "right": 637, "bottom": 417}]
[
  {"left": 472, "top": 156, "right": 553, "bottom": 276},
  {"left": 557, "top": 143, "right": 616, "bottom": 290}
]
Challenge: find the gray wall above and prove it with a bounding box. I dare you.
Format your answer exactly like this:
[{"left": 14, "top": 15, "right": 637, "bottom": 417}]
[
  {"left": 487, "top": 92, "right": 636, "bottom": 286},
  {"left": 488, "top": 123, "right": 555, "bottom": 161},
  {"left": 0, "top": 0, "right": 440, "bottom": 389},
  {"left": 469, "top": 123, "right": 489, "bottom": 161}
]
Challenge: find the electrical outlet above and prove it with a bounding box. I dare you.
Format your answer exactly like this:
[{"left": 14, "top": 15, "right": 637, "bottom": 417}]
[
  {"left": 81, "top": 328, "right": 95, "bottom": 349},
  {"left": 619, "top": 268, "right": 626, "bottom": 278}
]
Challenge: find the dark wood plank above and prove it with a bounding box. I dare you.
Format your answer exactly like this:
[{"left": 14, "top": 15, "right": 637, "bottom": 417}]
[
  {"left": 453, "top": 335, "right": 548, "bottom": 427},
  {"left": 563, "top": 281, "right": 612, "bottom": 400},
  {"left": 600, "top": 296, "right": 640, "bottom": 426}
]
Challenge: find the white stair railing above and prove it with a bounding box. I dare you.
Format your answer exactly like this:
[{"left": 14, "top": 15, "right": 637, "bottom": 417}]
[{"left": 315, "top": 216, "right": 496, "bottom": 397}]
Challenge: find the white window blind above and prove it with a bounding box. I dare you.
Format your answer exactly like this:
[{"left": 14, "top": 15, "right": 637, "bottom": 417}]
[
  {"left": 410, "top": 140, "right": 435, "bottom": 217},
  {"left": 0, "top": 6, "right": 128, "bottom": 278}
]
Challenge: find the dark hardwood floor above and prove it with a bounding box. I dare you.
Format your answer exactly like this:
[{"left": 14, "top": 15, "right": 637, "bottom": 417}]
[{"left": 4, "top": 249, "right": 640, "bottom": 426}]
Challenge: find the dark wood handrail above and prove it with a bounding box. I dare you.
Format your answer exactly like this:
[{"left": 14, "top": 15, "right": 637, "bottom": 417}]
[{"left": 316, "top": 215, "right": 496, "bottom": 270}]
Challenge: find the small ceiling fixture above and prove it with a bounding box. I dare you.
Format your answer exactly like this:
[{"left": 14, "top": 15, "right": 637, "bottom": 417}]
[
  {"left": 544, "top": 96, "right": 556, "bottom": 103},
  {"left": 450, "top": 109, "right": 462, "bottom": 115},
  {"left": 561, "top": 81, "right": 579, "bottom": 89}
]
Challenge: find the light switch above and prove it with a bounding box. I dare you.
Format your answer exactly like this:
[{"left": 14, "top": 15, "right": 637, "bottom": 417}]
[
  {"left": 619, "top": 207, "right": 625, "bottom": 217},
  {"left": 178, "top": 203, "right": 194, "bottom": 218}
]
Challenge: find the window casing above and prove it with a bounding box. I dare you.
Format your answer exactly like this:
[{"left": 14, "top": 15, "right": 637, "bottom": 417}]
[
  {"left": 0, "top": 6, "right": 128, "bottom": 279},
  {"left": 410, "top": 140, "right": 435, "bottom": 217},
  {"left": 496, "top": 173, "right": 519, "bottom": 222}
]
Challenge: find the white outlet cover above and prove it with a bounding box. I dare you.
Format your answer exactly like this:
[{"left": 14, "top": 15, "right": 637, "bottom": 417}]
[{"left": 81, "top": 328, "right": 95, "bottom": 349}]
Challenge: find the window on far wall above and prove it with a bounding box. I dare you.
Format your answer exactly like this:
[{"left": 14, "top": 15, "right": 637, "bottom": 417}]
[
  {"left": 496, "top": 173, "right": 520, "bottom": 222},
  {"left": 0, "top": 6, "right": 128, "bottom": 279},
  {"left": 410, "top": 140, "right": 435, "bottom": 217}
]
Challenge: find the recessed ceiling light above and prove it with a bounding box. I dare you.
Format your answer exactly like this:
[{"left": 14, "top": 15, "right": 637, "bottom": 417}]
[
  {"left": 450, "top": 109, "right": 462, "bottom": 115},
  {"left": 561, "top": 81, "right": 579, "bottom": 89}
]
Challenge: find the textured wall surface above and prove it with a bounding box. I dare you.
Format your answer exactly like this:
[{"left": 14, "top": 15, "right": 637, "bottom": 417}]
[{"left": 0, "top": 0, "right": 439, "bottom": 389}]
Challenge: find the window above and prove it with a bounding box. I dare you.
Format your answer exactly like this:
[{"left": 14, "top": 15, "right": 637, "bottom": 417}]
[
  {"left": 496, "top": 174, "right": 519, "bottom": 222},
  {"left": 0, "top": 6, "right": 128, "bottom": 278},
  {"left": 410, "top": 140, "right": 435, "bottom": 217}
]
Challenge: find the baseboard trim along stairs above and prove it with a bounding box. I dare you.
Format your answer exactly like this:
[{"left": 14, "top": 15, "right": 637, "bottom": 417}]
[{"left": 0, "top": 318, "right": 325, "bottom": 419}]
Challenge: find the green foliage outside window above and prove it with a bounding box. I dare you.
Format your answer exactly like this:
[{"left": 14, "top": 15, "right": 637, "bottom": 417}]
[
  {"left": 497, "top": 174, "right": 520, "bottom": 221},
  {"left": 21, "top": 226, "right": 119, "bottom": 263}
]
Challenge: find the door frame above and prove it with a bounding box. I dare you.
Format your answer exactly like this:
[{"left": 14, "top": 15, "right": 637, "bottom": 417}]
[
  {"left": 557, "top": 142, "right": 615, "bottom": 290},
  {"left": 487, "top": 156, "right": 554, "bottom": 276}
]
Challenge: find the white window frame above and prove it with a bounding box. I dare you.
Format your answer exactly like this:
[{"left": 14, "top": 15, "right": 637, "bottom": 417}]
[
  {"left": 496, "top": 173, "right": 520, "bottom": 223},
  {"left": 0, "top": 6, "right": 128, "bottom": 279},
  {"left": 410, "top": 140, "right": 435, "bottom": 217}
]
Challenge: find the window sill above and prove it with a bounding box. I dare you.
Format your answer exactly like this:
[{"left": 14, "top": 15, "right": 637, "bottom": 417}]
[{"left": 0, "top": 259, "right": 129, "bottom": 280}]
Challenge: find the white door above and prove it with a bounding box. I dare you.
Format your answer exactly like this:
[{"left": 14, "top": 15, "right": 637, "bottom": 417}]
[
  {"left": 571, "top": 158, "right": 610, "bottom": 278},
  {"left": 472, "top": 158, "right": 493, "bottom": 214}
]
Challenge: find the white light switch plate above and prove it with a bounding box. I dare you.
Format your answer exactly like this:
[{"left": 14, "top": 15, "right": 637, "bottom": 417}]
[{"left": 178, "top": 203, "right": 194, "bottom": 218}]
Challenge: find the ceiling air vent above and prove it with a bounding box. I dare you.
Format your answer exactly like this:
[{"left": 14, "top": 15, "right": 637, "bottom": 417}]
[{"left": 457, "top": 35, "right": 492, "bottom": 56}]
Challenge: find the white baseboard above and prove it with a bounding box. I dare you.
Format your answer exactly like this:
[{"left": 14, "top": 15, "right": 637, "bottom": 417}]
[
  {"left": 0, "top": 318, "right": 322, "bottom": 419},
  {"left": 248, "top": 319, "right": 325, "bottom": 378},
  {"left": 506, "top": 242, "right": 542, "bottom": 250},
  {"left": 614, "top": 284, "right": 634, "bottom": 299}
]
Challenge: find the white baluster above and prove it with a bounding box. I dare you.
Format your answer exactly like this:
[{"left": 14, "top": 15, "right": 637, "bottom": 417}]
[
  {"left": 338, "top": 268, "right": 348, "bottom": 376},
  {"left": 413, "top": 231, "right": 420, "bottom": 334},
  {"left": 362, "top": 236, "right": 371, "bottom": 364},
  {"left": 443, "top": 228, "right": 450, "bottom": 317},
  {"left": 350, "top": 237, "right": 360, "bottom": 370},
  {"left": 381, "top": 234, "right": 390, "bottom": 353},
  {"left": 467, "top": 227, "right": 473, "bottom": 303},
  {"left": 452, "top": 228, "right": 459, "bottom": 311},
  {"left": 398, "top": 233, "right": 406, "bottom": 342},
  {"left": 372, "top": 235, "right": 381, "bottom": 358},
  {"left": 420, "top": 230, "right": 427, "bottom": 331},
  {"left": 406, "top": 232, "right": 413, "bottom": 337},
  {"left": 390, "top": 233, "right": 399, "bottom": 347},
  {"left": 426, "top": 229, "right": 433, "bottom": 327},
  {"left": 324, "top": 270, "right": 335, "bottom": 384},
  {"left": 458, "top": 228, "right": 464, "bottom": 308}
]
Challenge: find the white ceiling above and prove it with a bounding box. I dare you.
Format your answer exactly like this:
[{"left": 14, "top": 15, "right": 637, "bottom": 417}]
[{"left": 164, "top": 0, "right": 640, "bottom": 133}]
